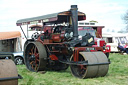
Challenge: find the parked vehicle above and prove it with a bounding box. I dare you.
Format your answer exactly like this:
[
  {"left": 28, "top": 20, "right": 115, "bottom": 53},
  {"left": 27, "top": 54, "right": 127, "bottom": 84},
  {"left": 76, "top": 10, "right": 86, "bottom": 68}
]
[
  {"left": 0, "top": 51, "right": 24, "bottom": 65},
  {"left": 102, "top": 33, "right": 128, "bottom": 52},
  {"left": 0, "top": 52, "right": 14, "bottom": 60},
  {"left": 13, "top": 51, "right": 24, "bottom": 65}
]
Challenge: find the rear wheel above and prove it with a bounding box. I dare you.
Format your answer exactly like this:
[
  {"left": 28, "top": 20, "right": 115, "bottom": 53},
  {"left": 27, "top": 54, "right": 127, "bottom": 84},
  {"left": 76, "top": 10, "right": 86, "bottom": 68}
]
[{"left": 24, "top": 42, "right": 47, "bottom": 72}]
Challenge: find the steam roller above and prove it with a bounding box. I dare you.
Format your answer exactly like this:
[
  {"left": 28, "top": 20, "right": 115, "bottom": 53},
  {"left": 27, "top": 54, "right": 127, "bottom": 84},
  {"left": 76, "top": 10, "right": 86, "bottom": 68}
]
[
  {"left": 24, "top": 41, "right": 110, "bottom": 79},
  {"left": 70, "top": 52, "right": 109, "bottom": 79},
  {"left": 0, "top": 59, "right": 19, "bottom": 85},
  {"left": 17, "top": 5, "right": 110, "bottom": 79}
]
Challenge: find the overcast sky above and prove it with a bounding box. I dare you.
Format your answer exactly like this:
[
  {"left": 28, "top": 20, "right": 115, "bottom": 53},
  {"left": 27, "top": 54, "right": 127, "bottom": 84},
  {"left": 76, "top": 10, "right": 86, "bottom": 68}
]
[{"left": 0, "top": 0, "right": 128, "bottom": 32}]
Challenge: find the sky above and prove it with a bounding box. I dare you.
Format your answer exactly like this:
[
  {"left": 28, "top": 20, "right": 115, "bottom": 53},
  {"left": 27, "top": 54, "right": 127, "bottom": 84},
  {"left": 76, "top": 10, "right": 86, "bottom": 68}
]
[{"left": 0, "top": 0, "right": 128, "bottom": 33}]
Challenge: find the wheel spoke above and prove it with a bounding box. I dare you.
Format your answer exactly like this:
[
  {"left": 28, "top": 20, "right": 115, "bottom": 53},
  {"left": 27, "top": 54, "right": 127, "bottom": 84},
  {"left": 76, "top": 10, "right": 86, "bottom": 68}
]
[
  {"left": 79, "top": 65, "right": 86, "bottom": 75},
  {"left": 28, "top": 45, "right": 39, "bottom": 71},
  {"left": 80, "top": 65, "right": 86, "bottom": 70},
  {"left": 30, "top": 61, "right": 34, "bottom": 69},
  {"left": 36, "top": 59, "right": 39, "bottom": 62},
  {"left": 31, "top": 46, "right": 34, "bottom": 55},
  {"left": 35, "top": 53, "right": 39, "bottom": 57},
  {"left": 34, "top": 47, "right": 37, "bottom": 54},
  {"left": 29, "top": 52, "right": 32, "bottom": 55},
  {"left": 30, "top": 61, "right": 34, "bottom": 65},
  {"left": 35, "top": 64, "right": 38, "bottom": 71}
]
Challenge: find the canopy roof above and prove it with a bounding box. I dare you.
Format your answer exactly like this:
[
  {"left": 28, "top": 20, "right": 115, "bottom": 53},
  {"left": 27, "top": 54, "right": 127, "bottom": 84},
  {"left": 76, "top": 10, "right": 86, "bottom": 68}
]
[
  {"left": 16, "top": 11, "right": 86, "bottom": 26},
  {"left": 29, "top": 25, "right": 42, "bottom": 28},
  {"left": 0, "top": 31, "right": 21, "bottom": 40}
]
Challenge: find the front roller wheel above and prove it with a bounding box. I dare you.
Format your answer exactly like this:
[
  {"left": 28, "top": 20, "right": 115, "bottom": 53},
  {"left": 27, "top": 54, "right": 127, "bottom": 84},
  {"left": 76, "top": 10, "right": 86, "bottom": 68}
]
[
  {"left": 70, "top": 52, "right": 109, "bottom": 79},
  {"left": 24, "top": 42, "right": 47, "bottom": 72},
  {"left": 70, "top": 54, "right": 88, "bottom": 79}
]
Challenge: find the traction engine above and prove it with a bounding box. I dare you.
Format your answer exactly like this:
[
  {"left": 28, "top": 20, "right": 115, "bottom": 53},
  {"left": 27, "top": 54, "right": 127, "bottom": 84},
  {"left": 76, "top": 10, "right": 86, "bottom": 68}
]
[{"left": 16, "top": 5, "right": 110, "bottom": 79}]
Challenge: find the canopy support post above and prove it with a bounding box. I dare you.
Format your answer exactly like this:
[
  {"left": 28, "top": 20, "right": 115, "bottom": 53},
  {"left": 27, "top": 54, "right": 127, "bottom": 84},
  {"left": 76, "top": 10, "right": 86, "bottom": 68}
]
[
  {"left": 27, "top": 24, "right": 28, "bottom": 38},
  {"left": 20, "top": 26, "right": 27, "bottom": 40}
]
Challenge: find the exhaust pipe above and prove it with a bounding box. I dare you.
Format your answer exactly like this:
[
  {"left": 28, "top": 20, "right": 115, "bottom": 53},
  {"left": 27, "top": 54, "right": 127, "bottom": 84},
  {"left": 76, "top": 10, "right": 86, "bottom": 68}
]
[{"left": 71, "top": 5, "right": 78, "bottom": 40}]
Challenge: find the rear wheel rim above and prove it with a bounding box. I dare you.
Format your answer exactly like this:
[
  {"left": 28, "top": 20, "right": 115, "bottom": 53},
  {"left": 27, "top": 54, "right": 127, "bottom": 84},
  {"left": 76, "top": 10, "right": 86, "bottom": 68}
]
[
  {"left": 29, "top": 44, "right": 39, "bottom": 71},
  {"left": 26, "top": 43, "right": 39, "bottom": 71}
]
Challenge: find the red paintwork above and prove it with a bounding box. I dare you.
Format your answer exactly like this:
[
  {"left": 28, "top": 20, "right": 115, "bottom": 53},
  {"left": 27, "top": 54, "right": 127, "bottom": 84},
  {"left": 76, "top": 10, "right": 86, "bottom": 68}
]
[
  {"left": 94, "top": 38, "right": 105, "bottom": 47},
  {"left": 100, "top": 40, "right": 105, "bottom": 47},
  {"left": 96, "top": 27, "right": 102, "bottom": 38},
  {"left": 43, "top": 26, "right": 52, "bottom": 33},
  {"left": 73, "top": 47, "right": 86, "bottom": 61},
  {"left": 49, "top": 54, "right": 58, "bottom": 60},
  {"left": 51, "top": 34, "right": 61, "bottom": 42},
  {"left": 105, "top": 45, "right": 111, "bottom": 52},
  {"left": 73, "top": 47, "right": 103, "bottom": 61}
]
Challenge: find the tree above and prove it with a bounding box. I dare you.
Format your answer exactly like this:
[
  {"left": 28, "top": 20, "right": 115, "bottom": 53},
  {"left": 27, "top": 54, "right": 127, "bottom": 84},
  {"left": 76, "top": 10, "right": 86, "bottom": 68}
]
[{"left": 123, "top": 10, "right": 128, "bottom": 30}]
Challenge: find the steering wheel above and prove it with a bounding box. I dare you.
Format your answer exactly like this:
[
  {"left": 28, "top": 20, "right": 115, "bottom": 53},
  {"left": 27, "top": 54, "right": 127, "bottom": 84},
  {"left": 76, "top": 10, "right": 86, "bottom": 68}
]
[{"left": 31, "top": 32, "right": 39, "bottom": 40}]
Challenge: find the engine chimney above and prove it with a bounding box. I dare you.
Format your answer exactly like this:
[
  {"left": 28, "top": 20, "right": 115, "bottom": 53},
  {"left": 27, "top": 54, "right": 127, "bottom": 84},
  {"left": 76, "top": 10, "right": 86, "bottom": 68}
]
[{"left": 71, "top": 5, "right": 78, "bottom": 40}]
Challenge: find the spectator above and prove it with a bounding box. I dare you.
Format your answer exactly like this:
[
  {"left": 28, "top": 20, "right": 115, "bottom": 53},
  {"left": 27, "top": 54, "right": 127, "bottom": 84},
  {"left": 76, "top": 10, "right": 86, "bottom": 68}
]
[
  {"left": 118, "top": 43, "right": 125, "bottom": 52},
  {"left": 118, "top": 43, "right": 128, "bottom": 54},
  {"left": 124, "top": 43, "right": 128, "bottom": 53},
  {"left": 124, "top": 43, "right": 128, "bottom": 48}
]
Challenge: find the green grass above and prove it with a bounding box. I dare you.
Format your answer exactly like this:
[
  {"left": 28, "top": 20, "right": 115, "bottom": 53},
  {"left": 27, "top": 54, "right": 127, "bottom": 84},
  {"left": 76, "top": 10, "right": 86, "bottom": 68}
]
[{"left": 17, "top": 53, "right": 128, "bottom": 85}]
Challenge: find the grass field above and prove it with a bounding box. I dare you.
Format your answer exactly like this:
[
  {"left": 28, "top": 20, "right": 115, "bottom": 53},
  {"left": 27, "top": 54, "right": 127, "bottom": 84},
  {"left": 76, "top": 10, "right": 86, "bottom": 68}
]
[{"left": 17, "top": 53, "right": 128, "bottom": 85}]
